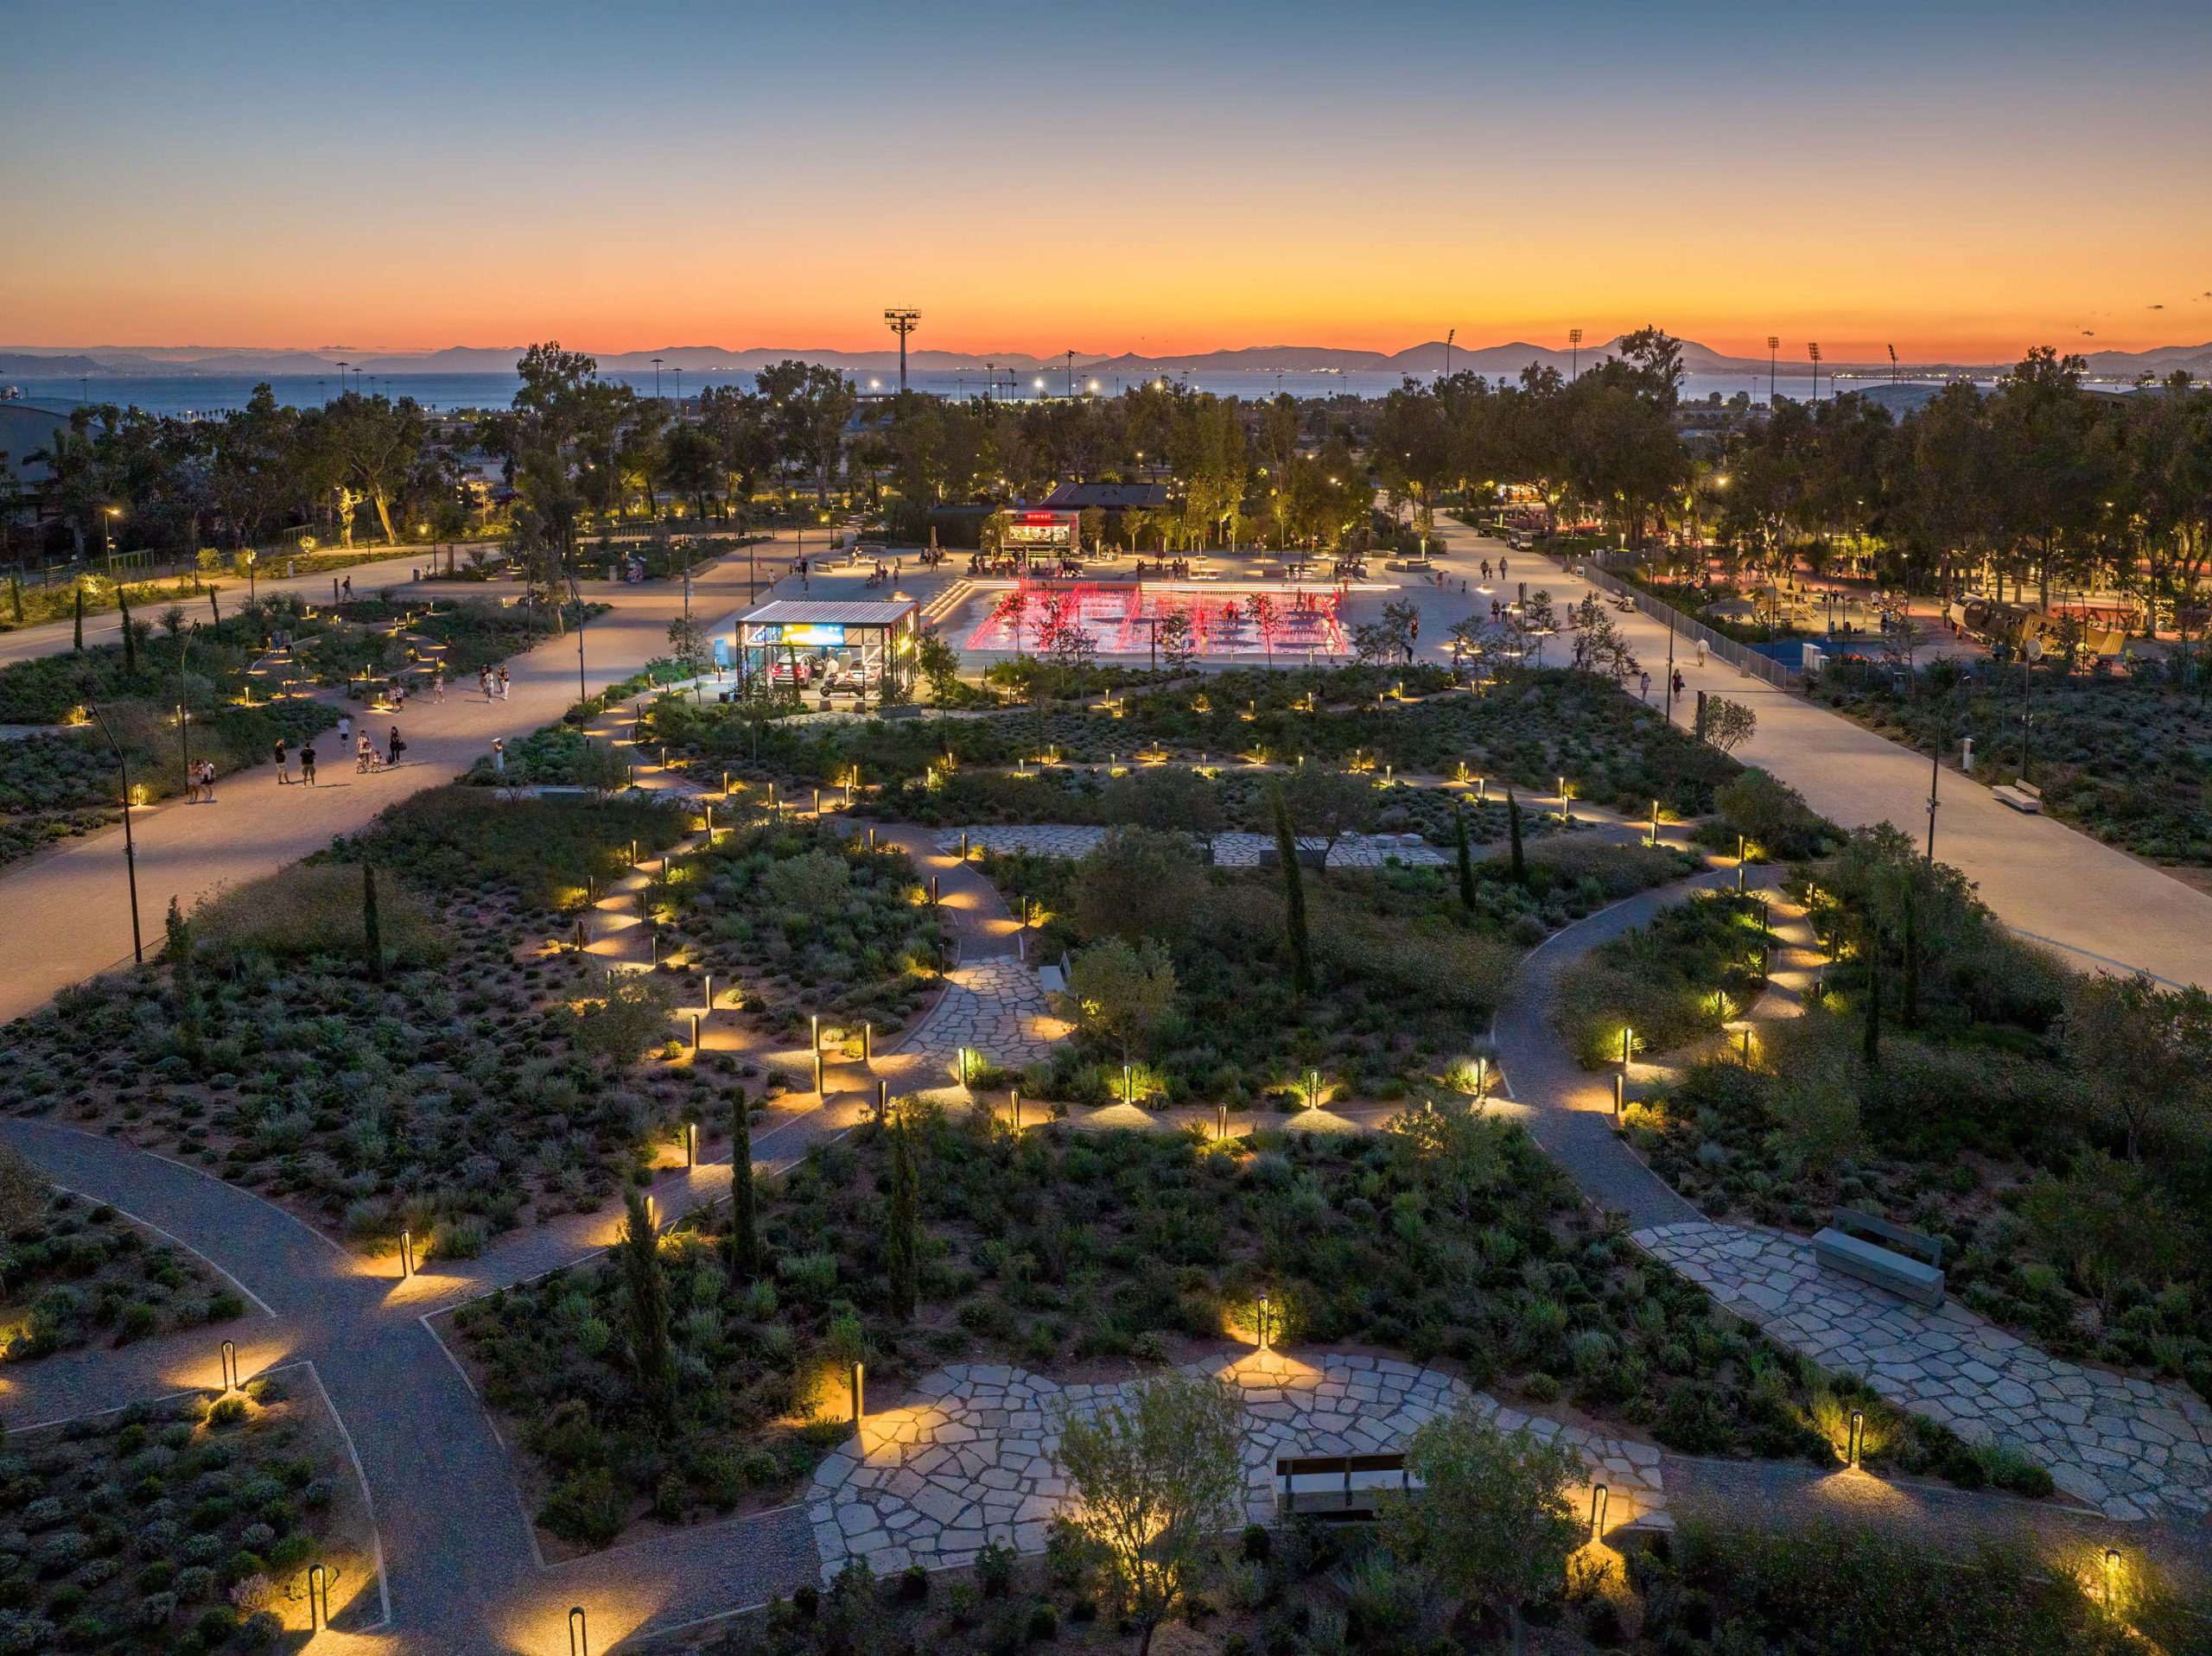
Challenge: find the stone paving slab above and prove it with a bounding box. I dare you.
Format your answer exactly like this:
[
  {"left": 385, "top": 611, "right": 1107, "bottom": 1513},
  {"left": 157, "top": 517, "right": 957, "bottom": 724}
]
[
  {"left": 936, "top": 824, "right": 1449, "bottom": 867},
  {"left": 900, "top": 957, "right": 1071, "bottom": 1069},
  {"left": 807, "top": 1353, "right": 1665, "bottom": 1581},
  {"left": 1633, "top": 1221, "right": 2212, "bottom": 1521}
]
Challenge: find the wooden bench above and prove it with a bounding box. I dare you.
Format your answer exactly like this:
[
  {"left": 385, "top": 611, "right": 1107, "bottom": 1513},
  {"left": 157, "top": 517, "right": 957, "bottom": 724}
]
[
  {"left": 1812, "top": 1209, "right": 1946, "bottom": 1308},
  {"left": 1991, "top": 780, "right": 2043, "bottom": 814},
  {"left": 1274, "top": 1453, "right": 1415, "bottom": 1520}
]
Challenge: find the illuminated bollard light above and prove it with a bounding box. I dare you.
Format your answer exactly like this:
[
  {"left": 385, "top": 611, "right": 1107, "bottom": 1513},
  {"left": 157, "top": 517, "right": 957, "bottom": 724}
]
[
  {"left": 690, "top": 1013, "right": 701, "bottom": 1053},
  {"left": 814, "top": 1050, "right": 825, "bottom": 1095},
  {"left": 308, "top": 1562, "right": 329, "bottom": 1630},
  {"left": 810, "top": 1012, "right": 820, "bottom": 1051},
  {"left": 1613, "top": 1075, "right": 1624, "bottom": 1122},
  {"left": 1846, "top": 1408, "right": 1866, "bottom": 1469},
  {"left": 850, "top": 1360, "right": 866, "bottom": 1427},
  {"left": 684, "top": 1121, "right": 698, "bottom": 1169},
  {"left": 398, "top": 1228, "right": 416, "bottom": 1278},
  {"left": 1012, "top": 1088, "right": 1023, "bottom": 1131},
  {"left": 1590, "top": 1482, "right": 1609, "bottom": 1539},
  {"left": 931, "top": 874, "right": 940, "bottom": 905},
  {"left": 569, "top": 1604, "right": 590, "bottom": 1656},
  {"left": 875, "top": 1080, "right": 887, "bottom": 1123},
  {"left": 1256, "top": 1293, "right": 1272, "bottom": 1350},
  {"left": 1217, "top": 1101, "right": 1229, "bottom": 1142},
  {"left": 861, "top": 1021, "right": 873, "bottom": 1064},
  {"left": 219, "top": 1338, "right": 239, "bottom": 1393}
]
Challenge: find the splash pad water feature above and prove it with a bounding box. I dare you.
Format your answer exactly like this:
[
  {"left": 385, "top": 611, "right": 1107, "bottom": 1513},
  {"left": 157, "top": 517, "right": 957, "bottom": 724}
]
[{"left": 962, "top": 580, "right": 1351, "bottom": 660}]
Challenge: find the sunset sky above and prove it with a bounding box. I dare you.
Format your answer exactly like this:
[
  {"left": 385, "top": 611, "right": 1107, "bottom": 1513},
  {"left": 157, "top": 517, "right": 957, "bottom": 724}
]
[{"left": 6, "top": 0, "right": 2211, "bottom": 362}]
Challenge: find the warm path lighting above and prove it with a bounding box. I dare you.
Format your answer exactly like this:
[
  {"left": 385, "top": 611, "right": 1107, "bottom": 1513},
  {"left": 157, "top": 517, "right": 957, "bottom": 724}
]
[
  {"left": 1847, "top": 1408, "right": 1866, "bottom": 1468},
  {"left": 1590, "top": 1482, "right": 1609, "bottom": 1538},
  {"left": 397, "top": 1229, "right": 416, "bottom": 1278},
  {"left": 569, "top": 1605, "right": 589, "bottom": 1656},
  {"left": 308, "top": 1562, "right": 330, "bottom": 1630},
  {"left": 850, "top": 1361, "right": 866, "bottom": 1426},
  {"left": 219, "top": 1338, "right": 239, "bottom": 1393},
  {"left": 1256, "top": 1294, "right": 1272, "bottom": 1350}
]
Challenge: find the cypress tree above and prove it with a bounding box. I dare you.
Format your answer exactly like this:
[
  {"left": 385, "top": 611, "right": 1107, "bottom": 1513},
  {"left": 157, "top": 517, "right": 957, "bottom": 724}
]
[
  {"left": 73, "top": 585, "right": 85, "bottom": 652},
  {"left": 1507, "top": 789, "right": 1526, "bottom": 883},
  {"left": 362, "top": 863, "right": 384, "bottom": 982},
  {"left": 727, "top": 1094, "right": 760, "bottom": 1279},
  {"left": 1452, "top": 802, "right": 1478, "bottom": 911},
  {"left": 118, "top": 587, "right": 136, "bottom": 676},
  {"left": 620, "top": 1187, "right": 677, "bottom": 1429},
  {"left": 885, "top": 1110, "right": 919, "bottom": 1321},
  {"left": 1859, "top": 911, "right": 1883, "bottom": 1067},
  {"left": 1270, "top": 785, "right": 1314, "bottom": 996}
]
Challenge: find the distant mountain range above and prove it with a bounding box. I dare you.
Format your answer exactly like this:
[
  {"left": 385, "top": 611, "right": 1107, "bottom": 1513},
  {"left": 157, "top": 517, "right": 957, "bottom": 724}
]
[{"left": 7, "top": 335, "right": 2209, "bottom": 384}]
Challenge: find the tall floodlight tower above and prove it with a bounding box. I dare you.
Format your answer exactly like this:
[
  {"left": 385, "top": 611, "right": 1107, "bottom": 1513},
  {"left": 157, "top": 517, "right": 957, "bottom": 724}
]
[
  {"left": 1767, "top": 335, "right": 1779, "bottom": 404},
  {"left": 884, "top": 308, "right": 921, "bottom": 394},
  {"left": 1887, "top": 343, "right": 1899, "bottom": 384},
  {"left": 1568, "top": 327, "right": 1583, "bottom": 380},
  {"left": 1808, "top": 341, "right": 1823, "bottom": 404}
]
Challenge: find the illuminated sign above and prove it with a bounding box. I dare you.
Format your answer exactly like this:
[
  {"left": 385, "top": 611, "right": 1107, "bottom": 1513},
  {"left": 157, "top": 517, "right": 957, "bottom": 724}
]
[{"left": 752, "top": 623, "right": 848, "bottom": 647}]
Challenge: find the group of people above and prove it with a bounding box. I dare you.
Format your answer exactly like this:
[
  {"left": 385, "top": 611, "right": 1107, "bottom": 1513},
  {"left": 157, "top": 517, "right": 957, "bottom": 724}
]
[
  {"left": 1478, "top": 557, "right": 1511, "bottom": 582},
  {"left": 476, "top": 666, "right": 510, "bottom": 701},
  {"left": 1129, "top": 558, "right": 1192, "bottom": 579},
  {"left": 271, "top": 737, "right": 318, "bottom": 786},
  {"left": 861, "top": 559, "right": 902, "bottom": 589},
  {"left": 182, "top": 759, "right": 219, "bottom": 803}
]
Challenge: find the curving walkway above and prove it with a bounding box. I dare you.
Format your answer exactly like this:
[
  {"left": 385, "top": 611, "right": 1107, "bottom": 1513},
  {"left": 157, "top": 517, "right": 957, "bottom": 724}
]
[{"left": 1496, "top": 868, "right": 2212, "bottom": 1526}]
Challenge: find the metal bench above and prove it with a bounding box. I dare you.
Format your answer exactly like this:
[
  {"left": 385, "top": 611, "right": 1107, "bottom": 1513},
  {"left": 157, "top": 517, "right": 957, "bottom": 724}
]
[
  {"left": 1991, "top": 780, "right": 2043, "bottom": 814},
  {"left": 1812, "top": 1209, "right": 1946, "bottom": 1308},
  {"left": 1274, "top": 1453, "right": 1415, "bottom": 1520}
]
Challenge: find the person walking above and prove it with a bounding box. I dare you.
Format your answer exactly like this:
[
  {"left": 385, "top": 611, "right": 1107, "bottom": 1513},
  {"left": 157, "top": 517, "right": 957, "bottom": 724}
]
[
  {"left": 1639, "top": 670, "right": 1651, "bottom": 702},
  {"left": 272, "top": 736, "right": 289, "bottom": 784},
  {"left": 496, "top": 666, "right": 510, "bottom": 700},
  {"left": 337, "top": 713, "right": 352, "bottom": 746},
  {"left": 1498, "top": 555, "right": 1509, "bottom": 581},
  {"left": 480, "top": 667, "right": 493, "bottom": 701},
  {"left": 492, "top": 737, "right": 505, "bottom": 776},
  {"left": 431, "top": 670, "right": 445, "bottom": 702},
  {"left": 1694, "top": 637, "right": 1708, "bottom": 668},
  {"left": 1670, "top": 668, "right": 1686, "bottom": 701},
  {"left": 198, "top": 760, "right": 216, "bottom": 803},
  {"left": 356, "top": 733, "right": 376, "bottom": 772},
  {"left": 340, "top": 575, "right": 353, "bottom": 600},
  {"left": 300, "top": 742, "right": 317, "bottom": 785},
  {"left": 387, "top": 725, "right": 405, "bottom": 767}
]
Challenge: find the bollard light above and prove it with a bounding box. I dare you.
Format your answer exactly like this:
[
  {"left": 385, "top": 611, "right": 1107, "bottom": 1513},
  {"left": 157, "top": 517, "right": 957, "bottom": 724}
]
[
  {"left": 690, "top": 1013, "right": 701, "bottom": 1053},
  {"left": 813, "top": 787, "right": 822, "bottom": 815},
  {"left": 868, "top": 826, "right": 877, "bottom": 852},
  {"left": 702, "top": 973, "right": 714, "bottom": 1014},
  {"left": 398, "top": 1228, "right": 416, "bottom": 1278},
  {"left": 960, "top": 829, "right": 970, "bottom": 860},
  {"left": 1613, "top": 1074, "right": 1624, "bottom": 1121},
  {"left": 851, "top": 1360, "right": 866, "bottom": 1425},
  {"left": 1256, "top": 1293, "right": 1271, "bottom": 1350},
  {"left": 1620, "top": 1027, "right": 1633, "bottom": 1069},
  {"left": 723, "top": 769, "right": 731, "bottom": 797},
  {"left": 219, "top": 1338, "right": 238, "bottom": 1393},
  {"left": 630, "top": 838, "right": 639, "bottom": 868},
  {"left": 862, "top": 1021, "right": 873, "bottom": 1064},
  {"left": 2104, "top": 1547, "right": 2121, "bottom": 1609},
  {"left": 1650, "top": 800, "right": 1660, "bottom": 844},
  {"left": 931, "top": 873, "right": 940, "bottom": 905},
  {"left": 875, "top": 1079, "right": 887, "bottom": 1123},
  {"left": 1475, "top": 1054, "right": 1490, "bottom": 1101},
  {"left": 684, "top": 1121, "right": 698, "bottom": 1169},
  {"left": 1217, "top": 1101, "right": 1229, "bottom": 1142},
  {"left": 1590, "top": 1482, "right": 1609, "bottom": 1539},
  {"left": 705, "top": 803, "right": 714, "bottom": 839},
  {"left": 308, "top": 1562, "right": 329, "bottom": 1630},
  {"left": 1122, "top": 1062, "right": 1134, "bottom": 1107},
  {"left": 810, "top": 1012, "right": 820, "bottom": 1051},
  {"left": 569, "top": 1604, "right": 589, "bottom": 1656},
  {"left": 814, "top": 1050, "right": 825, "bottom": 1095},
  {"left": 959, "top": 1047, "right": 970, "bottom": 1088},
  {"left": 1011, "top": 1088, "right": 1021, "bottom": 1131},
  {"left": 1846, "top": 1408, "right": 1865, "bottom": 1469}
]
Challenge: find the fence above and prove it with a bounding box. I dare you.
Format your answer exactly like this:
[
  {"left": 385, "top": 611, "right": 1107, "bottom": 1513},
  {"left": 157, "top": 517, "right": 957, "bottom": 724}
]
[{"left": 1576, "top": 562, "right": 1800, "bottom": 688}]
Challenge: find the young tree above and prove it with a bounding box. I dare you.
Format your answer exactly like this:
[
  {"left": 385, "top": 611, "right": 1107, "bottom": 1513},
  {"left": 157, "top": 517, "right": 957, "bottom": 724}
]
[
  {"left": 1070, "top": 827, "right": 1206, "bottom": 944},
  {"left": 914, "top": 631, "right": 963, "bottom": 703},
  {"left": 2059, "top": 973, "right": 2212, "bottom": 1162},
  {"left": 1702, "top": 696, "right": 1758, "bottom": 754},
  {"left": 1453, "top": 801, "right": 1478, "bottom": 911},
  {"left": 1052, "top": 1373, "right": 1245, "bottom": 1656},
  {"left": 1104, "top": 765, "right": 1224, "bottom": 860},
  {"left": 1066, "top": 937, "right": 1178, "bottom": 1063},
  {"left": 1279, "top": 765, "right": 1368, "bottom": 870},
  {"left": 666, "top": 615, "right": 711, "bottom": 676},
  {"left": 1568, "top": 596, "right": 1640, "bottom": 682},
  {"left": 1270, "top": 784, "right": 1314, "bottom": 996},
  {"left": 884, "top": 1109, "right": 920, "bottom": 1320},
  {"left": 1157, "top": 610, "right": 1197, "bottom": 674},
  {"left": 1384, "top": 1405, "right": 1585, "bottom": 1653},
  {"left": 619, "top": 1187, "right": 677, "bottom": 1430},
  {"left": 726, "top": 1095, "right": 760, "bottom": 1280}
]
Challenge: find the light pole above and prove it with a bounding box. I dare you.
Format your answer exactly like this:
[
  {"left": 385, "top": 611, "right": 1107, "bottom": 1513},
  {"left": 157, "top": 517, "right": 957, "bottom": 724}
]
[
  {"left": 652, "top": 357, "right": 663, "bottom": 399},
  {"left": 885, "top": 308, "right": 921, "bottom": 394},
  {"left": 1766, "top": 335, "right": 1778, "bottom": 404},
  {"left": 1808, "top": 342, "right": 1822, "bottom": 405},
  {"left": 1568, "top": 327, "right": 1583, "bottom": 381},
  {"left": 87, "top": 704, "right": 144, "bottom": 963}
]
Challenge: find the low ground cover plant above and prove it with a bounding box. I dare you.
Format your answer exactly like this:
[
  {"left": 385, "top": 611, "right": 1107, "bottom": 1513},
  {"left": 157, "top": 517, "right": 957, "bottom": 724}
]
[
  {"left": 1554, "top": 889, "right": 1774, "bottom": 1069},
  {"left": 0, "top": 1374, "right": 365, "bottom": 1653},
  {"left": 648, "top": 664, "right": 1741, "bottom": 818},
  {"left": 0, "top": 790, "right": 702, "bottom": 1249},
  {"left": 0, "top": 1149, "right": 244, "bottom": 1361},
  {"left": 983, "top": 828, "right": 1694, "bottom": 1108},
  {"left": 460, "top": 1104, "right": 1967, "bottom": 1554}
]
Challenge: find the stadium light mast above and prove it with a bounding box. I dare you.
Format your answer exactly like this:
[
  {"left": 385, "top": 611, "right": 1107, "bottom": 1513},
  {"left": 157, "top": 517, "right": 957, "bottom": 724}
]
[
  {"left": 1568, "top": 327, "right": 1583, "bottom": 380},
  {"left": 1887, "top": 343, "right": 1899, "bottom": 385},
  {"left": 1444, "top": 326, "right": 1455, "bottom": 380},
  {"left": 1766, "top": 335, "right": 1779, "bottom": 404},
  {"left": 884, "top": 308, "right": 921, "bottom": 394},
  {"left": 1807, "top": 341, "right": 1823, "bottom": 404}
]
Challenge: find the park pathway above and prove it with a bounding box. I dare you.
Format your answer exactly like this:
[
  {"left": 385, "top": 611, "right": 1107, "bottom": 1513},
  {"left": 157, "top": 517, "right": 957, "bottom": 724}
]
[
  {"left": 1417, "top": 516, "right": 2212, "bottom": 989},
  {"left": 0, "top": 542, "right": 788, "bottom": 1023},
  {"left": 1493, "top": 864, "right": 2212, "bottom": 1525}
]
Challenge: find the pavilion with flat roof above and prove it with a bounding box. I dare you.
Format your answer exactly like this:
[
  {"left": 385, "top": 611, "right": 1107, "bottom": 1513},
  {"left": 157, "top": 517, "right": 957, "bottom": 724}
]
[{"left": 730, "top": 597, "right": 919, "bottom": 695}]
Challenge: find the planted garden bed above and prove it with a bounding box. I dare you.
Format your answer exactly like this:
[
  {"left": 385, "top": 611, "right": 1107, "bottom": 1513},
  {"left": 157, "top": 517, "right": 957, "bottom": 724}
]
[
  {"left": 0, "top": 1149, "right": 245, "bottom": 1361},
  {"left": 455, "top": 1107, "right": 1961, "bottom": 1555},
  {"left": 0, "top": 1373, "right": 376, "bottom": 1652}
]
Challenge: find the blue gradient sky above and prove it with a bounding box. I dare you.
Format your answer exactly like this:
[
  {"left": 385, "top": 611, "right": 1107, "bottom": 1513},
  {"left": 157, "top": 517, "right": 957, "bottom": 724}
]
[{"left": 5, "top": 0, "right": 2209, "bottom": 358}]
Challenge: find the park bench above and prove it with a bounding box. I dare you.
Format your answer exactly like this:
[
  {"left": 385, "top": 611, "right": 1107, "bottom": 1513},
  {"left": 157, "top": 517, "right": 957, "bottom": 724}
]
[
  {"left": 1274, "top": 1453, "right": 1415, "bottom": 1520},
  {"left": 1812, "top": 1209, "right": 1946, "bottom": 1308},
  {"left": 1991, "top": 780, "right": 2043, "bottom": 814}
]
